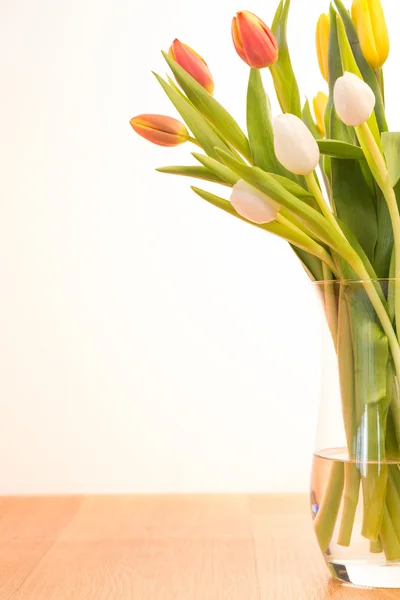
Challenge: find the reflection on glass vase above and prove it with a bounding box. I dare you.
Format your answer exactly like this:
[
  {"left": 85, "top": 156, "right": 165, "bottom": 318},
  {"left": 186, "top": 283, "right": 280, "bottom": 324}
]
[{"left": 311, "top": 279, "right": 400, "bottom": 589}]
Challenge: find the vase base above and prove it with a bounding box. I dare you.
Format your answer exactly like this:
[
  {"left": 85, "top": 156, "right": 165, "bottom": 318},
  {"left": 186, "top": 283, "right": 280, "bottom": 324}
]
[{"left": 328, "top": 558, "right": 400, "bottom": 588}]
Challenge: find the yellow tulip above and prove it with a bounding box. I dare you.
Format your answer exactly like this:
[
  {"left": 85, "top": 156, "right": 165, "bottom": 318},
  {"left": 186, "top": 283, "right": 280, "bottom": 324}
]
[
  {"left": 313, "top": 92, "right": 328, "bottom": 137},
  {"left": 351, "top": 0, "right": 389, "bottom": 70},
  {"left": 316, "top": 13, "right": 330, "bottom": 83}
]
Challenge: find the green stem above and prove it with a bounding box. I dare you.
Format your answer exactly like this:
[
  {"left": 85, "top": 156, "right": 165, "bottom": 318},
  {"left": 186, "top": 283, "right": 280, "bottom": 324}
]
[
  {"left": 337, "top": 290, "right": 356, "bottom": 455},
  {"left": 188, "top": 136, "right": 202, "bottom": 148},
  {"left": 345, "top": 253, "right": 400, "bottom": 384},
  {"left": 305, "top": 173, "right": 344, "bottom": 238},
  {"left": 338, "top": 462, "right": 360, "bottom": 547},
  {"left": 370, "top": 538, "right": 383, "bottom": 553},
  {"left": 314, "top": 461, "right": 345, "bottom": 553},
  {"left": 362, "top": 461, "right": 387, "bottom": 541},
  {"left": 376, "top": 68, "right": 385, "bottom": 105},
  {"left": 276, "top": 214, "right": 339, "bottom": 277},
  {"left": 386, "top": 468, "right": 400, "bottom": 543},
  {"left": 356, "top": 122, "right": 400, "bottom": 342},
  {"left": 280, "top": 209, "right": 320, "bottom": 242},
  {"left": 322, "top": 263, "right": 338, "bottom": 350},
  {"left": 380, "top": 503, "right": 400, "bottom": 560}
]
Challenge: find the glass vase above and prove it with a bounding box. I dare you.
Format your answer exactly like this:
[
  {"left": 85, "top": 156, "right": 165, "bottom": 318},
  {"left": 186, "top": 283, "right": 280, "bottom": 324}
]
[{"left": 311, "top": 278, "right": 400, "bottom": 589}]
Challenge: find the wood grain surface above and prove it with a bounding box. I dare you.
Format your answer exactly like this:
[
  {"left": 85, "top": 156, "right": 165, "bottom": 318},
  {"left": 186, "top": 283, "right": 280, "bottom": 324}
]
[{"left": 0, "top": 494, "right": 399, "bottom": 599}]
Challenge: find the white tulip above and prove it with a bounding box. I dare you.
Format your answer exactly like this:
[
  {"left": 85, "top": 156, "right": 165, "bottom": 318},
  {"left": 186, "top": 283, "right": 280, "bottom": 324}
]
[
  {"left": 333, "top": 72, "right": 376, "bottom": 127},
  {"left": 230, "top": 179, "right": 279, "bottom": 224},
  {"left": 273, "top": 114, "right": 320, "bottom": 175}
]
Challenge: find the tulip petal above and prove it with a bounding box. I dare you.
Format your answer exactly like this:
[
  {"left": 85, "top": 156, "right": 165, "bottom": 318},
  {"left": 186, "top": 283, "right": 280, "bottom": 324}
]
[
  {"left": 237, "top": 11, "right": 278, "bottom": 69},
  {"left": 169, "top": 39, "right": 214, "bottom": 94},
  {"left": 273, "top": 114, "right": 320, "bottom": 176},
  {"left": 351, "top": 0, "right": 389, "bottom": 70},
  {"left": 313, "top": 92, "right": 328, "bottom": 137},
  {"left": 316, "top": 14, "right": 330, "bottom": 82},
  {"left": 230, "top": 179, "right": 279, "bottom": 224},
  {"left": 130, "top": 114, "right": 189, "bottom": 147},
  {"left": 334, "top": 72, "right": 376, "bottom": 127},
  {"left": 231, "top": 17, "right": 248, "bottom": 65}
]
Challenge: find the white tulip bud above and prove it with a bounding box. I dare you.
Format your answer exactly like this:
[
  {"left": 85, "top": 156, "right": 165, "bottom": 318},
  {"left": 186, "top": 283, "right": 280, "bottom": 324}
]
[
  {"left": 273, "top": 114, "right": 320, "bottom": 175},
  {"left": 230, "top": 179, "right": 279, "bottom": 224},
  {"left": 333, "top": 72, "right": 376, "bottom": 127}
]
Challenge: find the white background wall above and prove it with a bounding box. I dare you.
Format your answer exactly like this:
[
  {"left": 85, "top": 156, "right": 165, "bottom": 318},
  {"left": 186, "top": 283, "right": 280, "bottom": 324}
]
[{"left": 1, "top": 0, "right": 399, "bottom": 494}]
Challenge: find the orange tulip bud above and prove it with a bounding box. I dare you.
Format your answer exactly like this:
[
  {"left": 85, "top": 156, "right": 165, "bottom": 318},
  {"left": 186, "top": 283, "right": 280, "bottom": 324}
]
[
  {"left": 169, "top": 39, "right": 214, "bottom": 94},
  {"left": 130, "top": 114, "right": 189, "bottom": 147},
  {"left": 231, "top": 11, "right": 278, "bottom": 69}
]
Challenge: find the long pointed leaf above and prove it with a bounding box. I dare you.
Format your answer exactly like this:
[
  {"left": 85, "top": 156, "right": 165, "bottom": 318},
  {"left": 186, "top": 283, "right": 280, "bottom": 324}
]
[
  {"left": 270, "top": 0, "right": 301, "bottom": 117},
  {"left": 162, "top": 52, "right": 251, "bottom": 161},
  {"left": 327, "top": 7, "right": 354, "bottom": 144},
  {"left": 193, "top": 152, "right": 316, "bottom": 205},
  {"left": 302, "top": 100, "right": 321, "bottom": 140},
  {"left": 156, "top": 165, "right": 230, "bottom": 186},
  {"left": 153, "top": 73, "right": 231, "bottom": 160},
  {"left": 215, "top": 149, "right": 346, "bottom": 251},
  {"left": 318, "top": 140, "right": 365, "bottom": 161},
  {"left": 292, "top": 248, "right": 323, "bottom": 281},
  {"left": 247, "top": 68, "right": 296, "bottom": 180},
  {"left": 382, "top": 133, "right": 400, "bottom": 188},
  {"left": 191, "top": 187, "right": 334, "bottom": 264},
  {"left": 192, "top": 153, "right": 240, "bottom": 186}
]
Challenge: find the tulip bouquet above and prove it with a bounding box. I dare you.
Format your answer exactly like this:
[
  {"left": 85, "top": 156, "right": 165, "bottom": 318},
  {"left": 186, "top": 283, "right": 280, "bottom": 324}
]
[{"left": 131, "top": 0, "right": 400, "bottom": 570}]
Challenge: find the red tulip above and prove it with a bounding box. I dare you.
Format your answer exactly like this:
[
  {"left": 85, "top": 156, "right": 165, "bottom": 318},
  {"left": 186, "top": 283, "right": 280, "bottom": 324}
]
[
  {"left": 130, "top": 114, "right": 189, "bottom": 147},
  {"left": 232, "top": 11, "right": 278, "bottom": 69},
  {"left": 169, "top": 39, "right": 214, "bottom": 94}
]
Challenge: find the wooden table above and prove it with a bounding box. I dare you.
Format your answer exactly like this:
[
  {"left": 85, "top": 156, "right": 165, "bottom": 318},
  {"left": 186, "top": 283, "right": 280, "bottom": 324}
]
[{"left": 1, "top": 495, "right": 399, "bottom": 599}]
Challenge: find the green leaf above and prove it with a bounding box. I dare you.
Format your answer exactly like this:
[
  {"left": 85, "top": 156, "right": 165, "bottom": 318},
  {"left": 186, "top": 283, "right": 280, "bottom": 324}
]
[
  {"left": 270, "top": 0, "right": 301, "bottom": 117},
  {"left": 302, "top": 100, "right": 321, "bottom": 140},
  {"left": 331, "top": 158, "right": 378, "bottom": 265},
  {"left": 269, "top": 175, "right": 314, "bottom": 201},
  {"left": 382, "top": 133, "right": 400, "bottom": 188},
  {"left": 292, "top": 248, "right": 323, "bottom": 281},
  {"left": 318, "top": 140, "right": 365, "bottom": 161},
  {"left": 374, "top": 187, "right": 394, "bottom": 278},
  {"left": 162, "top": 52, "right": 251, "bottom": 161},
  {"left": 327, "top": 6, "right": 354, "bottom": 145},
  {"left": 246, "top": 68, "right": 296, "bottom": 180},
  {"left": 215, "top": 148, "right": 346, "bottom": 251},
  {"left": 333, "top": 0, "right": 388, "bottom": 133},
  {"left": 153, "top": 72, "right": 231, "bottom": 160},
  {"left": 336, "top": 218, "right": 381, "bottom": 284},
  {"left": 166, "top": 75, "right": 188, "bottom": 99},
  {"left": 192, "top": 153, "right": 240, "bottom": 186},
  {"left": 194, "top": 151, "right": 317, "bottom": 207},
  {"left": 191, "top": 187, "right": 334, "bottom": 264},
  {"left": 156, "top": 165, "right": 230, "bottom": 186}
]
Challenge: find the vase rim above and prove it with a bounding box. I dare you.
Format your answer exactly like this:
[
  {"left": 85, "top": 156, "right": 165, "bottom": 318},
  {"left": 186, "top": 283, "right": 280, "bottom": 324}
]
[{"left": 312, "top": 278, "right": 400, "bottom": 286}]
